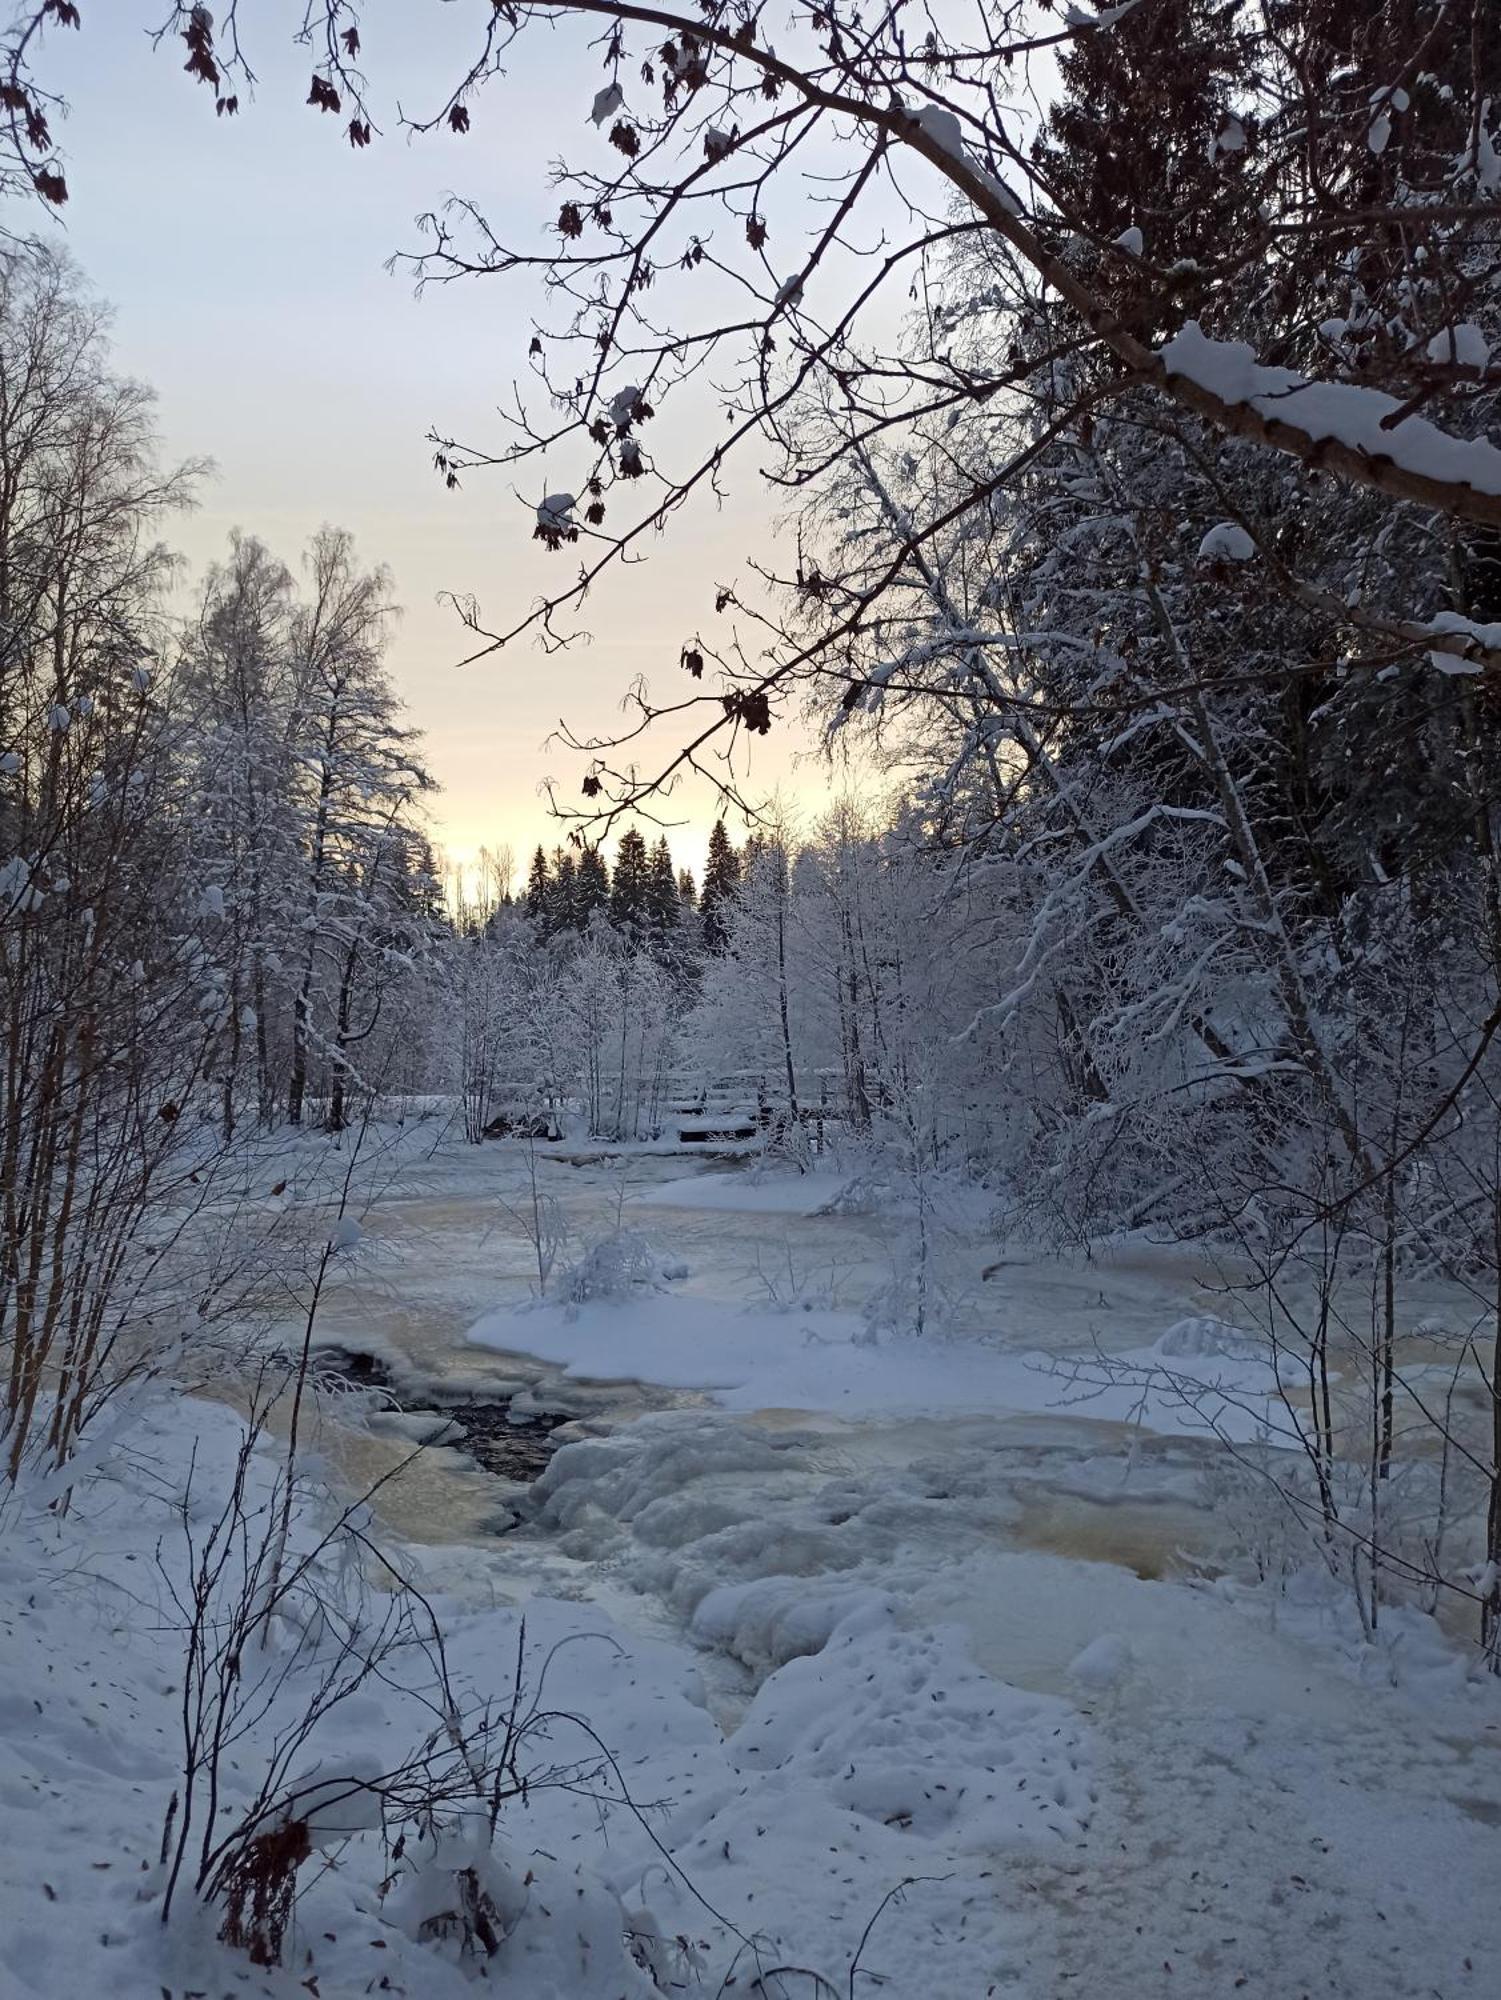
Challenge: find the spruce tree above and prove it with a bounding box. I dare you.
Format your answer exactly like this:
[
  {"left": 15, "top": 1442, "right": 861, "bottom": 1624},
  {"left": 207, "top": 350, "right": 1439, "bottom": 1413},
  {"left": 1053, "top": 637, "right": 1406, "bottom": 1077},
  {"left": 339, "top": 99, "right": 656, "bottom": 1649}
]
[
  {"left": 645, "top": 836, "right": 679, "bottom": 942},
  {"left": 699, "top": 818, "right": 741, "bottom": 951},
  {"left": 609, "top": 825, "right": 650, "bottom": 933},
  {"left": 575, "top": 844, "right": 611, "bottom": 929},
  {"left": 547, "top": 848, "right": 577, "bottom": 938},
  {"left": 524, "top": 845, "right": 550, "bottom": 922},
  {"left": 1030, "top": 0, "right": 1252, "bottom": 344}
]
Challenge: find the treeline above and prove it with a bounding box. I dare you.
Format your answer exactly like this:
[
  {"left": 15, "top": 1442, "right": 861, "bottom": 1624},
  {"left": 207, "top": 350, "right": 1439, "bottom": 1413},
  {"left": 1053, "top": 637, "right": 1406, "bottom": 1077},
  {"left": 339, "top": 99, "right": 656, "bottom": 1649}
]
[{"left": 502, "top": 817, "right": 748, "bottom": 951}]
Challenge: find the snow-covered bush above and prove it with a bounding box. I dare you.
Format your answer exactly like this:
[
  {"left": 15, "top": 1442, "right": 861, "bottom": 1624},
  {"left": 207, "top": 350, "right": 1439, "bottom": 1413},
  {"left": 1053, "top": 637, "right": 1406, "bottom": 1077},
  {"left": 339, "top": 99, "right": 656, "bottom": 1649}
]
[{"left": 559, "top": 1228, "right": 684, "bottom": 1306}]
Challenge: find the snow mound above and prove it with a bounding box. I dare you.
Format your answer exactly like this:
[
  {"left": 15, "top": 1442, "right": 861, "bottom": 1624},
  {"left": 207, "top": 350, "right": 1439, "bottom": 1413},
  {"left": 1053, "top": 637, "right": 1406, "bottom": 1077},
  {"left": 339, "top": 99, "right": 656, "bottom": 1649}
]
[
  {"left": 1068, "top": 1632, "right": 1132, "bottom": 1689},
  {"left": 1152, "top": 1314, "right": 1260, "bottom": 1361},
  {"left": 728, "top": 1610, "right": 1093, "bottom": 1852}
]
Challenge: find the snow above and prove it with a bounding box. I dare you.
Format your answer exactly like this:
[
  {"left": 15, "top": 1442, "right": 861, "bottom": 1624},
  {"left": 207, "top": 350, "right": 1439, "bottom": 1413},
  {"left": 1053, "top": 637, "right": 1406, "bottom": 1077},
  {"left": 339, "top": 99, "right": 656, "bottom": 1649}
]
[
  {"left": 1210, "top": 113, "right": 1246, "bottom": 159},
  {"left": 1197, "top": 519, "right": 1256, "bottom": 561},
  {"left": 0, "top": 855, "right": 41, "bottom": 913},
  {"left": 536, "top": 491, "right": 576, "bottom": 530},
  {"left": 0, "top": 1392, "right": 1095, "bottom": 1999},
  {"left": 723, "top": 1609, "right": 1092, "bottom": 1852},
  {"left": 280, "top": 1760, "right": 389, "bottom": 1847},
  {"left": 912, "top": 102, "right": 966, "bottom": 159},
  {"left": 1424, "top": 607, "right": 1501, "bottom": 674},
  {"left": 5, "top": 1144, "right": 1499, "bottom": 1999},
  {"left": 1113, "top": 224, "right": 1143, "bottom": 255},
  {"left": 1152, "top": 1312, "right": 1261, "bottom": 1359},
  {"left": 1065, "top": 0, "right": 1141, "bottom": 25},
  {"left": 1067, "top": 1631, "right": 1131, "bottom": 1688},
  {"left": 466, "top": 1288, "right": 1291, "bottom": 1438},
  {"left": 1159, "top": 319, "right": 1501, "bottom": 496},
  {"left": 606, "top": 381, "right": 642, "bottom": 428},
  {"left": 1368, "top": 87, "right": 1408, "bottom": 156},
  {"left": 908, "top": 100, "right": 1024, "bottom": 215},
  {"left": 588, "top": 82, "right": 622, "bottom": 128},
  {"left": 1426, "top": 320, "right": 1490, "bottom": 370},
  {"left": 634, "top": 1166, "right": 848, "bottom": 1214}
]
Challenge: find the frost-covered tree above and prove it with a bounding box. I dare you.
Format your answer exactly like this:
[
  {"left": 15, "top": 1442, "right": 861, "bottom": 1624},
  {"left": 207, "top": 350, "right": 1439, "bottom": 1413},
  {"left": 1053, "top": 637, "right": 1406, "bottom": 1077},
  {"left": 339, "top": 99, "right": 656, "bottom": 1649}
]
[
  {"left": 644, "top": 836, "right": 679, "bottom": 947},
  {"left": 181, "top": 532, "right": 300, "bottom": 1133},
  {"left": 546, "top": 847, "right": 578, "bottom": 939},
  {"left": 281, "top": 529, "right": 435, "bottom": 1128},
  {"left": 0, "top": 247, "right": 226, "bottom": 1477}
]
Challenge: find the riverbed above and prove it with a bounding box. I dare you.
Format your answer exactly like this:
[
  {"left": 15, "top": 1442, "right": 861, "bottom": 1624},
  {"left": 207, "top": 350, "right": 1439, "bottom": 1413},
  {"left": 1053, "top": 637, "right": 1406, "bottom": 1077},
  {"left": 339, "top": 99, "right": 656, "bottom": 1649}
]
[{"left": 218, "top": 1126, "right": 1501, "bottom": 1994}]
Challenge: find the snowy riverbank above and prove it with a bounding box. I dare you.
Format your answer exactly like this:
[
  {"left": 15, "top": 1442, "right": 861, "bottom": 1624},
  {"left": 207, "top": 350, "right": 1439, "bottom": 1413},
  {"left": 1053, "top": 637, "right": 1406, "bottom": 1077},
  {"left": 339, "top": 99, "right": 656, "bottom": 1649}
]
[{"left": 5, "top": 1145, "right": 1500, "bottom": 1998}]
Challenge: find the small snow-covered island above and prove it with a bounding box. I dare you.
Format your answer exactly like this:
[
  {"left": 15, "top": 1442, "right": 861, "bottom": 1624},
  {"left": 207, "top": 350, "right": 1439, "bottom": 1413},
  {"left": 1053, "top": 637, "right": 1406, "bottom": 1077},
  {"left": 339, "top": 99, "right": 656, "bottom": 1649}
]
[{"left": 4, "top": 4, "right": 1501, "bottom": 1996}]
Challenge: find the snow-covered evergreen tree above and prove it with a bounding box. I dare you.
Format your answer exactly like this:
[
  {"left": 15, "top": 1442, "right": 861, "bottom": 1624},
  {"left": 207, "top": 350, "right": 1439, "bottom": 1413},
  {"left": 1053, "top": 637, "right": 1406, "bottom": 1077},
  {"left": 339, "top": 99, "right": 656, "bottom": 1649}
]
[{"left": 699, "top": 819, "right": 741, "bottom": 951}]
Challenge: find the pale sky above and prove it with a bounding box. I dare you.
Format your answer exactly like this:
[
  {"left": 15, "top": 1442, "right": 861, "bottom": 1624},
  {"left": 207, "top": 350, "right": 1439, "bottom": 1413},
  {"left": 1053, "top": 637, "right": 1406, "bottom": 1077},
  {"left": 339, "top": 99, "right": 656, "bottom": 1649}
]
[{"left": 33, "top": 5, "right": 843, "bottom": 885}]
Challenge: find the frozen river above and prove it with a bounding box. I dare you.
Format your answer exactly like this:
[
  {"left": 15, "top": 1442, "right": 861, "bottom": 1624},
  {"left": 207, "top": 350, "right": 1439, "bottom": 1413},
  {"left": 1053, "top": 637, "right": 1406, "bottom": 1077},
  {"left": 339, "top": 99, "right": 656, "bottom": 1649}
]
[
  {"left": 291, "top": 1137, "right": 1233, "bottom": 1594},
  {"left": 236, "top": 1127, "right": 1501, "bottom": 1995}
]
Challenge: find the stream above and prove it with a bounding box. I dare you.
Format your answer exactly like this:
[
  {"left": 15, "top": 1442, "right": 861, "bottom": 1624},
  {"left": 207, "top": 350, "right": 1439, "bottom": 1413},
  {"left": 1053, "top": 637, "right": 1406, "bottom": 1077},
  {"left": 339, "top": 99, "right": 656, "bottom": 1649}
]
[
  {"left": 231, "top": 1134, "right": 1501, "bottom": 1998},
  {"left": 263, "top": 1140, "right": 1248, "bottom": 1700}
]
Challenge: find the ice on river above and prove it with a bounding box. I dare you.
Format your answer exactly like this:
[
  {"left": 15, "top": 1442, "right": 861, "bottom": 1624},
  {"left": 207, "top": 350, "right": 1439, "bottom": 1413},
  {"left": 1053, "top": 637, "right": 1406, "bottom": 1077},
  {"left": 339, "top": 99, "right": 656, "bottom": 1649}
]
[
  {"left": 17, "top": 1133, "right": 1491, "bottom": 1998},
  {"left": 466, "top": 1288, "right": 1290, "bottom": 1437}
]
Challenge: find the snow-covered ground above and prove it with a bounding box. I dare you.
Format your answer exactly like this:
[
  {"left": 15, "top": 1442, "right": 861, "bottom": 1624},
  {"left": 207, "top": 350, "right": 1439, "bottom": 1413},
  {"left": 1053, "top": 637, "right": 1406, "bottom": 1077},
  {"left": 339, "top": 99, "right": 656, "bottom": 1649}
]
[
  {"left": 467, "top": 1289, "right": 1289, "bottom": 1435},
  {"left": 4, "top": 1134, "right": 1499, "bottom": 1997},
  {"left": 0, "top": 1394, "right": 1093, "bottom": 1998}
]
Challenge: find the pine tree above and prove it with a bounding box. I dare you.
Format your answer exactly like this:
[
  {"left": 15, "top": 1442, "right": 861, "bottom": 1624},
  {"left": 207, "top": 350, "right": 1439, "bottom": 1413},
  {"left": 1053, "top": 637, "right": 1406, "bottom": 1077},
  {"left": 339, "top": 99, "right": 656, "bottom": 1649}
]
[
  {"left": 677, "top": 866, "right": 697, "bottom": 911},
  {"left": 699, "top": 818, "right": 741, "bottom": 950},
  {"left": 609, "top": 825, "right": 650, "bottom": 933}
]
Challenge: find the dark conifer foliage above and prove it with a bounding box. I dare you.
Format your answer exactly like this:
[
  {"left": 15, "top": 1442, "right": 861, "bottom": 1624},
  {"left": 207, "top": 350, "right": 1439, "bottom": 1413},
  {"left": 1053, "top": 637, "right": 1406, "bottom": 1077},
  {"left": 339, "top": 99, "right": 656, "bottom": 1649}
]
[
  {"left": 645, "top": 837, "right": 679, "bottom": 940},
  {"left": 524, "top": 845, "right": 550, "bottom": 921},
  {"left": 699, "top": 819, "right": 742, "bottom": 951},
  {"left": 608, "top": 825, "right": 650, "bottom": 934},
  {"left": 575, "top": 844, "right": 611, "bottom": 928},
  {"left": 547, "top": 848, "right": 578, "bottom": 937}
]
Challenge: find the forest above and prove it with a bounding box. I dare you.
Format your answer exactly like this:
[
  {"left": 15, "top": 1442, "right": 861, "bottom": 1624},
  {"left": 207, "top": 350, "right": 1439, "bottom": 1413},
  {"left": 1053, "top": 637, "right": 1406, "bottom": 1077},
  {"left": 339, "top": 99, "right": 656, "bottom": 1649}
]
[{"left": 4, "top": 3, "right": 1501, "bottom": 1996}]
